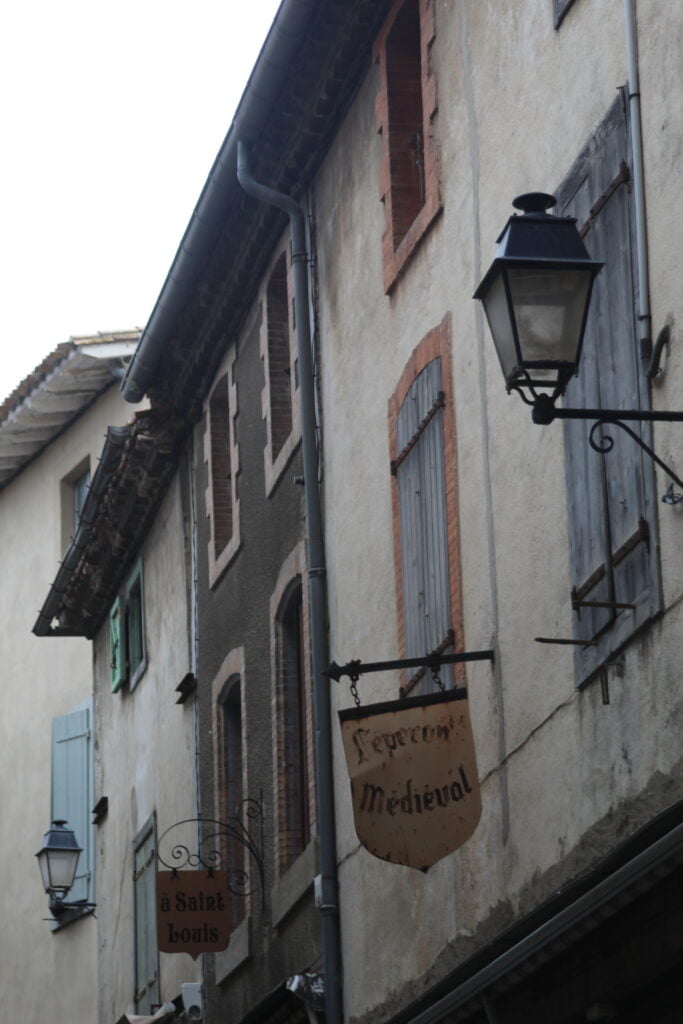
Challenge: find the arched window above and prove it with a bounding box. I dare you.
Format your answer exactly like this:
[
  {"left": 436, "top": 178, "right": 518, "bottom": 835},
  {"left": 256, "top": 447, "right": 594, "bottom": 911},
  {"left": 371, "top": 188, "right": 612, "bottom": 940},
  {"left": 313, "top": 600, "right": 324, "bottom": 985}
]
[
  {"left": 219, "top": 675, "right": 244, "bottom": 928},
  {"left": 277, "top": 582, "right": 311, "bottom": 871}
]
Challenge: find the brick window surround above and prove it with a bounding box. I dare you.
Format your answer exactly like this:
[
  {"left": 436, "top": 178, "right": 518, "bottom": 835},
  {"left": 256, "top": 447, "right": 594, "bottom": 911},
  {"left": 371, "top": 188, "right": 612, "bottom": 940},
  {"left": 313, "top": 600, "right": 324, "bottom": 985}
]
[
  {"left": 204, "top": 347, "right": 240, "bottom": 587},
  {"left": 211, "top": 647, "right": 248, "bottom": 927},
  {"left": 387, "top": 316, "right": 463, "bottom": 695},
  {"left": 261, "top": 244, "right": 301, "bottom": 495},
  {"left": 374, "top": 0, "right": 441, "bottom": 293},
  {"left": 270, "top": 543, "right": 316, "bottom": 877}
]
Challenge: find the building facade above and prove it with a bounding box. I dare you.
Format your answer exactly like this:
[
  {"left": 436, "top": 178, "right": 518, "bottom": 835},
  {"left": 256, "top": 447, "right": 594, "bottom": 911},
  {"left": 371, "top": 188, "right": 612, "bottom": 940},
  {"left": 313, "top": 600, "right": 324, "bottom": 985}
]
[
  {"left": 0, "top": 332, "right": 140, "bottom": 1023},
  {"left": 32, "top": 2, "right": 683, "bottom": 1023}
]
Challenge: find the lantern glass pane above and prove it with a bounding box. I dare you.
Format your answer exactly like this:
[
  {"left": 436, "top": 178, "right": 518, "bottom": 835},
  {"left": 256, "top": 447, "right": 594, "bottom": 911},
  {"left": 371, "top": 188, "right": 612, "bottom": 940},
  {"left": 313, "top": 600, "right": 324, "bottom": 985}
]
[
  {"left": 507, "top": 266, "right": 592, "bottom": 371},
  {"left": 481, "top": 270, "right": 518, "bottom": 383},
  {"left": 45, "top": 848, "right": 80, "bottom": 892}
]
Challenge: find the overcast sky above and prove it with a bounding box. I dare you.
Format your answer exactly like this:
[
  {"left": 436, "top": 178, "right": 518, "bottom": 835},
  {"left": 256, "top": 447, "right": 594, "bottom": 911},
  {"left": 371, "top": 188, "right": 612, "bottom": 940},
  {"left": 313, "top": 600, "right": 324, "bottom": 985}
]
[{"left": 0, "top": 0, "right": 282, "bottom": 403}]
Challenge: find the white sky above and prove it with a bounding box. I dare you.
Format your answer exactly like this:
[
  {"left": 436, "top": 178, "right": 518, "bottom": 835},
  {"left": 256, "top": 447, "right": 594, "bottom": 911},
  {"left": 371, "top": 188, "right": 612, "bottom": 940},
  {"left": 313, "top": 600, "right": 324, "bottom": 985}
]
[{"left": 0, "top": 0, "right": 282, "bottom": 403}]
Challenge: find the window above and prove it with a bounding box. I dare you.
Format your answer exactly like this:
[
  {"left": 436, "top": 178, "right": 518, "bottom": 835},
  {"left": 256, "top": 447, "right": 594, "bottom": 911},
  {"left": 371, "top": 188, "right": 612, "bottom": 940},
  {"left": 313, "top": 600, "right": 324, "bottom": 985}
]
[
  {"left": 60, "top": 458, "right": 90, "bottom": 551},
  {"left": 204, "top": 349, "right": 240, "bottom": 585},
  {"left": 374, "top": 0, "right": 441, "bottom": 292},
  {"left": 388, "top": 320, "right": 463, "bottom": 696},
  {"left": 219, "top": 675, "right": 245, "bottom": 929},
  {"left": 279, "top": 582, "right": 310, "bottom": 870},
  {"left": 51, "top": 699, "right": 94, "bottom": 920},
  {"left": 553, "top": 0, "right": 578, "bottom": 29},
  {"left": 110, "top": 559, "right": 147, "bottom": 693},
  {"left": 133, "top": 815, "right": 159, "bottom": 1015},
  {"left": 556, "top": 95, "right": 661, "bottom": 685},
  {"left": 261, "top": 249, "right": 300, "bottom": 493},
  {"left": 271, "top": 546, "right": 315, "bottom": 876}
]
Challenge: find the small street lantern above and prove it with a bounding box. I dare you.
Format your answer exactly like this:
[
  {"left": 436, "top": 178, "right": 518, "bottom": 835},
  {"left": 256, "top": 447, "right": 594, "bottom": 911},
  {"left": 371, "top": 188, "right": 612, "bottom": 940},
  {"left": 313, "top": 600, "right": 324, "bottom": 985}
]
[
  {"left": 473, "top": 192, "right": 683, "bottom": 498},
  {"left": 474, "top": 192, "right": 603, "bottom": 400},
  {"left": 36, "top": 819, "right": 83, "bottom": 917}
]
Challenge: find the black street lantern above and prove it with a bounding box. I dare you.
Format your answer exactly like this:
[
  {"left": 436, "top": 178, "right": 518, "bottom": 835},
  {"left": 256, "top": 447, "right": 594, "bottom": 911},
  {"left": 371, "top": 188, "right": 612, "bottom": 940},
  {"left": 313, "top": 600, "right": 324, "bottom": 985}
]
[
  {"left": 473, "top": 192, "right": 683, "bottom": 501},
  {"left": 474, "top": 192, "right": 603, "bottom": 400},
  {"left": 36, "top": 820, "right": 82, "bottom": 915}
]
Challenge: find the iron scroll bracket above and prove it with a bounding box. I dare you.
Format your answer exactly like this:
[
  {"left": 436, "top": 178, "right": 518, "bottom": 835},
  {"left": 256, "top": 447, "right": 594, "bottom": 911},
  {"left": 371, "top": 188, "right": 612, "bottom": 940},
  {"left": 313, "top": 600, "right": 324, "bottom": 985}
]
[
  {"left": 324, "top": 650, "right": 495, "bottom": 684},
  {"left": 156, "top": 794, "right": 265, "bottom": 911},
  {"left": 529, "top": 395, "right": 683, "bottom": 498}
]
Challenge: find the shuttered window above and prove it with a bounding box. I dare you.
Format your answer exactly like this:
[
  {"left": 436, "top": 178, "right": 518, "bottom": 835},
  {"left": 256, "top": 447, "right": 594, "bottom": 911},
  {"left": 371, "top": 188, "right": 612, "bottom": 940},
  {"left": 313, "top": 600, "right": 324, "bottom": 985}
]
[
  {"left": 393, "top": 356, "right": 453, "bottom": 693},
  {"left": 279, "top": 582, "right": 311, "bottom": 871},
  {"left": 133, "top": 815, "right": 159, "bottom": 1014},
  {"left": 220, "top": 677, "right": 245, "bottom": 928},
  {"left": 557, "top": 95, "right": 661, "bottom": 685},
  {"left": 51, "top": 701, "right": 94, "bottom": 910},
  {"left": 109, "top": 560, "right": 147, "bottom": 693}
]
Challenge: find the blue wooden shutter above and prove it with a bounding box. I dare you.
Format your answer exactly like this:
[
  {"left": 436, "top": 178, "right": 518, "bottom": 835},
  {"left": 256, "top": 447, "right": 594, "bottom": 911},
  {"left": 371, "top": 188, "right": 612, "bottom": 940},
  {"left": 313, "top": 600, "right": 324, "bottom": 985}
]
[
  {"left": 557, "top": 94, "right": 661, "bottom": 683},
  {"left": 51, "top": 701, "right": 93, "bottom": 904},
  {"left": 396, "top": 358, "right": 453, "bottom": 692},
  {"left": 110, "top": 596, "right": 126, "bottom": 693},
  {"left": 133, "top": 816, "right": 159, "bottom": 1013}
]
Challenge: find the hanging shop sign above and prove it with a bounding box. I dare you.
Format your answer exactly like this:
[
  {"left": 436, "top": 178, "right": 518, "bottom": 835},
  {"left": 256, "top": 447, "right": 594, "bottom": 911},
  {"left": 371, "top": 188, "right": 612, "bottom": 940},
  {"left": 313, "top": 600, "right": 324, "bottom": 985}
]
[
  {"left": 154, "top": 804, "right": 265, "bottom": 958},
  {"left": 339, "top": 688, "right": 481, "bottom": 871},
  {"left": 156, "top": 870, "right": 231, "bottom": 959}
]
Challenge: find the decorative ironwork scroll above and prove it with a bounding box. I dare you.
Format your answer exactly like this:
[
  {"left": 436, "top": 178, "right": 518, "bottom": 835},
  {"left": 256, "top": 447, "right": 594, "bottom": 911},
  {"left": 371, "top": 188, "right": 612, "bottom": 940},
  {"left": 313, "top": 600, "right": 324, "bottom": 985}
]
[{"left": 156, "top": 794, "right": 265, "bottom": 908}]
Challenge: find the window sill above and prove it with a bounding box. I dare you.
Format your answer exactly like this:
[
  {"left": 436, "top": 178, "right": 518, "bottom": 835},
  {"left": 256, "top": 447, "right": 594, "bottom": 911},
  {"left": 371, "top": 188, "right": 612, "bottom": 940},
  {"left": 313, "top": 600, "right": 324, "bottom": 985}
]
[
  {"left": 215, "top": 915, "right": 250, "bottom": 983},
  {"left": 382, "top": 195, "right": 442, "bottom": 294},
  {"left": 271, "top": 836, "right": 318, "bottom": 928}
]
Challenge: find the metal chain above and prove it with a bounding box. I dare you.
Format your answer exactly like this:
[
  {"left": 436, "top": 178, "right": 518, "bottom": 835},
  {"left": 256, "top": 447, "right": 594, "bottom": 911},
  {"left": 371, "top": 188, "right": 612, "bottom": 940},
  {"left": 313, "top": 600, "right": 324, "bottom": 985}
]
[
  {"left": 431, "top": 665, "right": 446, "bottom": 692},
  {"left": 348, "top": 660, "right": 362, "bottom": 707}
]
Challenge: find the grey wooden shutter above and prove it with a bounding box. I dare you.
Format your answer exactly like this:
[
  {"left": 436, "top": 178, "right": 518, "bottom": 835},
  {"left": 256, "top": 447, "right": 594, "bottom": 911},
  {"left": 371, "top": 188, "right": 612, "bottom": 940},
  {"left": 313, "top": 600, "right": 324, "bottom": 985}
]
[
  {"left": 395, "top": 358, "right": 453, "bottom": 692},
  {"left": 51, "top": 701, "right": 93, "bottom": 904},
  {"left": 557, "top": 94, "right": 661, "bottom": 684},
  {"left": 133, "top": 816, "right": 159, "bottom": 1014}
]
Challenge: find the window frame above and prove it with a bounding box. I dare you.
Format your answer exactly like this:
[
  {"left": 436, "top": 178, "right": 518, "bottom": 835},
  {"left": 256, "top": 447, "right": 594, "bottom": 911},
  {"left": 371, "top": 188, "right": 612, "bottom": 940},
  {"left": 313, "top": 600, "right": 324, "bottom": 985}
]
[
  {"left": 373, "top": 0, "right": 441, "bottom": 292},
  {"left": 211, "top": 650, "right": 248, "bottom": 932},
  {"left": 110, "top": 558, "right": 147, "bottom": 693},
  {"left": 388, "top": 318, "right": 463, "bottom": 697},
  {"left": 133, "top": 813, "right": 159, "bottom": 1015},
  {"left": 270, "top": 544, "right": 316, "bottom": 879},
  {"left": 260, "top": 244, "right": 301, "bottom": 494},
  {"left": 204, "top": 348, "right": 241, "bottom": 587}
]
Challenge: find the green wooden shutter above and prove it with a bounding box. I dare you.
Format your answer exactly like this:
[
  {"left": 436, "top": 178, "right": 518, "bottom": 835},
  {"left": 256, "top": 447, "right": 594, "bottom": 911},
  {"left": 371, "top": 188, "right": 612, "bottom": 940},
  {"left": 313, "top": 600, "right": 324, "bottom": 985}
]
[
  {"left": 557, "top": 94, "right": 661, "bottom": 684},
  {"left": 126, "top": 561, "right": 146, "bottom": 689},
  {"left": 133, "top": 816, "right": 159, "bottom": 1013},
  {"left": 110, "top": 596, "right": 126, "bottom": 693},
  {"left": 51, "top": 701, "right": 93, "bottom": 905}
]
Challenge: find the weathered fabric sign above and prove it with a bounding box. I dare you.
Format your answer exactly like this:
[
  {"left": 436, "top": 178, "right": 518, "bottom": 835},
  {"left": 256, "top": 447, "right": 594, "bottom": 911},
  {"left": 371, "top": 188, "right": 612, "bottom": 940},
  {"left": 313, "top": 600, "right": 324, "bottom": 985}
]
[
  {"left": 156, "top": 870, "right": 230, "bottom": 958},
  {"left": 339, "top": 688, "right": 481, "bottom": 871}
]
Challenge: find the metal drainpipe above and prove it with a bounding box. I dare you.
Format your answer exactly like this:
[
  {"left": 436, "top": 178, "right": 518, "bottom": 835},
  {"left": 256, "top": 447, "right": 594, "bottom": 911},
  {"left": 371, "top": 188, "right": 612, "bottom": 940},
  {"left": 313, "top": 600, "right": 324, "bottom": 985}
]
[
  {"left": 236, "top": 141, "right": 342, "bottom": 1024},
  {"left": 624, "top": 0, "right": 652, "bottom": 360}
]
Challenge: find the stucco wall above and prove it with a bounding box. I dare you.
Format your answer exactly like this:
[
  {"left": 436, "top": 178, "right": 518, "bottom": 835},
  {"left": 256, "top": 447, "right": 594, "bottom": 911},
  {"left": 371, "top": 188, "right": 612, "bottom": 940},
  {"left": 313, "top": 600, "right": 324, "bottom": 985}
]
[
  {"left": 93, "top": 470, "right": 199, "bottom": 1021},
  {"left": 313, "top": 1, "right": 683, "bottom": 1020},
  {"left": 0, "top": 382, "right": 139, "bottom": 1024}
]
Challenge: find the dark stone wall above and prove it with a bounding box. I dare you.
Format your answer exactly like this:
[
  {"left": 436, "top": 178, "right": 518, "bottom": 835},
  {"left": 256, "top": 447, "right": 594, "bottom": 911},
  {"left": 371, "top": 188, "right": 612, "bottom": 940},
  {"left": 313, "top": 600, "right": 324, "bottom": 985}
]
[{"left": 193, "top": 305, "right": 322, "bottom": 1024}]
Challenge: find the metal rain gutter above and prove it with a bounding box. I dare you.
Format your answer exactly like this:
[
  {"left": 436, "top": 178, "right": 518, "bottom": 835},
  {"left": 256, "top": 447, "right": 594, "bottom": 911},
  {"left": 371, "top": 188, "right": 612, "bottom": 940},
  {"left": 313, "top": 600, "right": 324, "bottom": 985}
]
[
  {"left": 236, "top": 140, "right": 342, "bottom": 1024},
  {"left": 33, "top": 425, "right": 131, "bottom": 636},
  {"left": 121, "top": 0, "right": 318, "bottom": 404}
]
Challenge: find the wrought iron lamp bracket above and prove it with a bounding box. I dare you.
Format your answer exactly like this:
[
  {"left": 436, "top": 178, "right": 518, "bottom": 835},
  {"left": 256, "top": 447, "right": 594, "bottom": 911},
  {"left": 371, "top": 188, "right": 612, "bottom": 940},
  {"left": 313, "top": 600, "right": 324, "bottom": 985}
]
[
  {"left": 157, "top": 794, "right": 265, "bottom": 910},
  {"left": 528, "top": 394, "right": 683, "bottom": 496}
]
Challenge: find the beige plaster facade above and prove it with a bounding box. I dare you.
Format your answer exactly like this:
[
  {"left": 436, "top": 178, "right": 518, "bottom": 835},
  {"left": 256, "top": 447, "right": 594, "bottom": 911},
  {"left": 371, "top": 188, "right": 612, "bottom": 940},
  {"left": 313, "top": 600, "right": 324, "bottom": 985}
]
[
  {"left": 0, "top": 348, "right": 141, "bottom": 1024},
  {"left": 92, "top": 468, "right": 200, "bottom": 1020},
  {"left": 312, "top": 1, "right": 683, "bottom": 1020}
]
